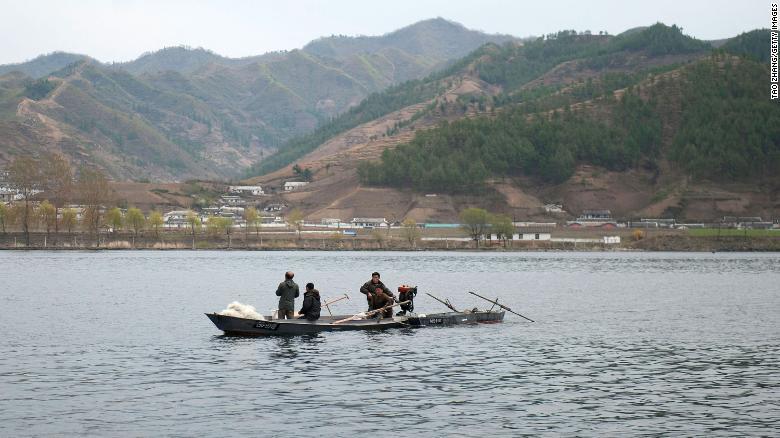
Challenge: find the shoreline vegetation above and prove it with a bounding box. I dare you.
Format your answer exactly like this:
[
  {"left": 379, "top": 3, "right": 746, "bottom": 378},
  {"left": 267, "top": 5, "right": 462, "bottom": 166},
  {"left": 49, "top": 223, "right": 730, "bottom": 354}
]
[{"left": 1, "top": 230, "right": 778, "bottom": 252}]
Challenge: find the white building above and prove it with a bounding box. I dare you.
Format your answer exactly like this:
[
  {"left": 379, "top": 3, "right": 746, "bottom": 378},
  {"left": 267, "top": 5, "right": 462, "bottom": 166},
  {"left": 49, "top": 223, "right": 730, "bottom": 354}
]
[
  {"left": 544, "top": 203, "right": 564, "bottom": 213},
  {"left": 263, "top": 203, "right": 286, "bottom": 212},
  {"left": 284, "top": 181, "right": 309, "bottom": 191},
  {"left": 0, "top": 189, "right": 15, "bottom": 202},
  {"left": 351, "top": 217, "right": 388, "bottom": 228},
  {"left": 513, "top": 221, "right": 557, "bottom": 228},
  {"left": 516, "top": 232, "right": 552, "bottom": 241},
  {"left": 219, "top": 206, "right": 245, "bottom": 217},
  {"left": 220, "top": 195, "right": 246, "bottom": 206},
  {"left": 164, "top": 210, "right": 194, "bottom": 229},
  {"left": 229, "top": 185, "right": 264, "bottom": 196},
  {"left": 0, "top": 186, "right": 41, "bottom": 201}
]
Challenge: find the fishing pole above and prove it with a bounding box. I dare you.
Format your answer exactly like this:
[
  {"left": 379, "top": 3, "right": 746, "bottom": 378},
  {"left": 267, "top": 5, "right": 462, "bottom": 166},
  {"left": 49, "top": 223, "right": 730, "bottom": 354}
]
[
  {"left": 425, "top": 292, "right": 460, "bottom": 312},
  {"left": 468, "top": 291, "right": 534, "bottom": 322}
]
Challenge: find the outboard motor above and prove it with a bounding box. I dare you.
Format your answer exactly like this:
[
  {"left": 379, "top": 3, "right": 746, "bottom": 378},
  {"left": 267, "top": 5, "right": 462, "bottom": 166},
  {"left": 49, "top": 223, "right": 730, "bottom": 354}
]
[{"left": 396, "top": 285, "right": 417, "bottom": 315}]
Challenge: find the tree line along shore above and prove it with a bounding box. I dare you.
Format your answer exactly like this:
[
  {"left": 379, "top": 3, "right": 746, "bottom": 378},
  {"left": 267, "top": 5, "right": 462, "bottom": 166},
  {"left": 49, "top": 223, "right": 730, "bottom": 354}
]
[
  {"left": 1, "top": 228, "right": 779, "bottom": 252},
  {"left": 2, "top": 154, "right": 779, "bottom": 252}
]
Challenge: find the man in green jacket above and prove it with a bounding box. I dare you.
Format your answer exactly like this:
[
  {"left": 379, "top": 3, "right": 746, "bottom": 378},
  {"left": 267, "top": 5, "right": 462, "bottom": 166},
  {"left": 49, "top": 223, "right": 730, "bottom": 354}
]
[
  {"left": 360, "top": 271, "right": 394, "bottom": 311},
  {"left": 275, "top": 271, "right": 300, "bottom": 319}
]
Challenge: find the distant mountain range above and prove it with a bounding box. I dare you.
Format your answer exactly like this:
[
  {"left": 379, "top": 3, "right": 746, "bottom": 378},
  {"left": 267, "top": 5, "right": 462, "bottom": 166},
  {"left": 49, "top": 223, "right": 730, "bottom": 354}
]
[
  {"left": 244, "top": 25, "right": 778, "bottom": 223},
  {"left": 1, "top": 19, "right": 775, "bottom": 223},
  {"left": 0, "top": 18, "right": 515, "bottom": 180}
]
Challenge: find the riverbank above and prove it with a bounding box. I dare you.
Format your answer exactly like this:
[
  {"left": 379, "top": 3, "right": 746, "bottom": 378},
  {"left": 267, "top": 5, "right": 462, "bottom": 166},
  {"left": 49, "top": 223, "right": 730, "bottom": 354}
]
[{"left": 1, "top": 231, "right": 778, "bottom": 251}]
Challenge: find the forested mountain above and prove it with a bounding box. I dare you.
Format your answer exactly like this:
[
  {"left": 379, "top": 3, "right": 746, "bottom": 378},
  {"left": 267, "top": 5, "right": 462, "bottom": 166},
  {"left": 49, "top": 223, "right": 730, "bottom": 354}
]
[
  {"left": 0, "top": 52, "right": 93, "bottom": 78},
  {"left": 251, "top": 23, "right": 715, "bottom": 176},
  {"left": 719, "top": 29, "right": 770, "bottom": 62},
  {"left": 359, "top": 55, "right": 777, "bottom": 191},
  {"left": 303, "top": 17, "right": 515, "bottom": 61},
  {"left": 246, "top": 23, "right": 777, "bottom": 222},
  {"left": 0, "top": 18, "right": 514, "bottom": 180}
]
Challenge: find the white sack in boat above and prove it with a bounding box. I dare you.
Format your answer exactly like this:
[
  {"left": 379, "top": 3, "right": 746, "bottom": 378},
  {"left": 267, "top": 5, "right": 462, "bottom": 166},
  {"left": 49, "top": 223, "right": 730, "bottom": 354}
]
[{"left": 218, "top": 301, "right": 266, "bottom": 320}]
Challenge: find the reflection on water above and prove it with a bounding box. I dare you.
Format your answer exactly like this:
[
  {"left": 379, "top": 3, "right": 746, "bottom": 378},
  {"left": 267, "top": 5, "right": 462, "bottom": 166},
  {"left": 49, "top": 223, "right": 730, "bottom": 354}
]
[{"left": 0, "top": 251, "right": 778, "bottom": 436}]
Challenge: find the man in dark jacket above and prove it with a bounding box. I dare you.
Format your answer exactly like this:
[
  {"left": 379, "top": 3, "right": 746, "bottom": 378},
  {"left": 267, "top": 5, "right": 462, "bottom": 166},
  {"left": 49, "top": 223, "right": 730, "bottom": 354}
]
[
  {"left": 298, "top": 282, "right": 321, "bottom": 321},
  {"left": 359, "top": 271, "right": 394, "bottom": 311},
  {"left": 275, "top": 271, "right": 300, "bottom": 319},
  {"left": 368, "top": 289, "right": 394, "bottom": 318}
]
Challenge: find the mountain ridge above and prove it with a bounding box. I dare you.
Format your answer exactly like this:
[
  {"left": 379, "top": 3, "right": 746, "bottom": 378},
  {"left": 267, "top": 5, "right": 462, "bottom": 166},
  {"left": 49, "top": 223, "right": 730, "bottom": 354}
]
[
  {"left": 243, "top": 24, "right": 777, "bottom": 222},
  {"left": 0, "top": 18, "right": 516, "bottom": 180}
]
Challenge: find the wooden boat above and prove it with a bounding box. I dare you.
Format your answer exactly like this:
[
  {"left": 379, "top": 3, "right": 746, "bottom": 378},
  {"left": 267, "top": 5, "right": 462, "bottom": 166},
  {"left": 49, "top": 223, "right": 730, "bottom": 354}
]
[
  {"left": 404, "top": 309, "right": 505, "bottom": 327},
  {"left": 206, "top": 292, "right": 530, "bottom": 337},
  {"left": 206, "top": 309, "right": 504, "bottom": 336},
  {"left": 205, "top": 313, "right": 410, "bottom": 336}
]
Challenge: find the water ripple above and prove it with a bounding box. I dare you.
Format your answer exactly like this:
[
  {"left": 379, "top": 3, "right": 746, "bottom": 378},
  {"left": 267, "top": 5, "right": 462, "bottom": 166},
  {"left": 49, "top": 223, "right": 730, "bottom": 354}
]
[{"left": 0, "top": 251, "right": 778, "bottom": 436}]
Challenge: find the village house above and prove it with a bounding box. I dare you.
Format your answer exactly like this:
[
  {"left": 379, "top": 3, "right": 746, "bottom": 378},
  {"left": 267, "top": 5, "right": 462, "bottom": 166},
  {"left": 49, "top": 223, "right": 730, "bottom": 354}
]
[
  {"left": 263, "top": 203, "right": 286, "bottom": 212},
  {"left": 567, "top": 209, "right": 619, "bottom": 228},
  {"left": 218, "top": 206, "right": 245, "bottom": 218},
  {"left": 485, "top": 232, "right": 552, "bottom": 241},
  {"left": 351, "top": 217, "right": 388, "bottom": 228},
  {"left": 229, "top": 185, "right": 265, "bottom": 196},
  {"left": 219, "top": 195, "right": 246, "bottom": 206},
  {"left": 516, "top": 232, "right": 552, "bottom": 241},
  {"left": 578, "top": 209, "right": 612, "bottom": 221},
  {"left": 720, "top": 216, "right": 775, "bottom": 229},
  {"left": 163, "top": 210, "right": 192, "bottom": 229},
  {"left": 284, "top": 181, "right": 309, "bottom": 191},
  {"left": 0, "top": 189, "right": 15, "bottom": 202},
  {"left": 260, "top": 215, "right": 285, "bottom": 225},
  {"left": 513, "top": 221, "right": 558, "bottom": 228},
  {"left": 543, "top": 203, "right": 564, "bottom": 213}
]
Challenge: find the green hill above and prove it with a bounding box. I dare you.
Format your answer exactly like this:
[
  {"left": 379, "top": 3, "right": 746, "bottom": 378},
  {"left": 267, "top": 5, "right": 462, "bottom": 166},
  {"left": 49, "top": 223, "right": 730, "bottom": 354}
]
[
  {"left": 0, "top": 52, "right": 93, "bottom": 78},
  {"left": 719, "top": 29, "right": 771, "bottom": 62},
  {"left": 251, "top": 23, "right": 716, "bottom": 177},
  {"left": 0, "top": 19, "right": 515, "bottom": 180},
  {"left": 359, "top": 55, "right": 777, "bottom": 192}
]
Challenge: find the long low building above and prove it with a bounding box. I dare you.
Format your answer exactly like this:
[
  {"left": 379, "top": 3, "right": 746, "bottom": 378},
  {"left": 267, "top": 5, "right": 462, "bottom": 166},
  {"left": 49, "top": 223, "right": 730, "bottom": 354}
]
[
  {"left": 351, "top": 217, "right": 388, "bottom": 228},
  {"left": 229, "top": 185, "right": 265, "bottom": 196}
]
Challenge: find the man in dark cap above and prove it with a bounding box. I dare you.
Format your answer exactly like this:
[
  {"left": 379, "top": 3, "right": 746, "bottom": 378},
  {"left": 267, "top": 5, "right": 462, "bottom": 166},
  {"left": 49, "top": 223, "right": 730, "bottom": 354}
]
[
  {"left": 275, "top": 271, "right": 300, "bottom": 319},
  {"left": 297, "top": 282, "right": 321, "bottom": 321},
  {"left": 359, "top": 271, "right": 394, "bottom": 312}
]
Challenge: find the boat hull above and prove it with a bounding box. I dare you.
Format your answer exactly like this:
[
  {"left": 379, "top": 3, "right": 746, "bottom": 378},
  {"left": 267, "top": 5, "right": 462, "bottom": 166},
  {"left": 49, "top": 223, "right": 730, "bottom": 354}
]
[
  {"left": 206, "top": 313, "right": 408, "bottom": 336},
  {"left": 406, "top": 310, "right": 504, "bottom": 327}
]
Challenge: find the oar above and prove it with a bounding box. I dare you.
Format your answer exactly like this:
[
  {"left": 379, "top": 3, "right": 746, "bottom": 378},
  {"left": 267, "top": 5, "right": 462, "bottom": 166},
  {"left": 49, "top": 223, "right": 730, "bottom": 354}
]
[
  {"left": 468, "top": 291, "right": 534, "bottom": 322},
  {"left": 426, "top": 293, "right": 460, "bottom": 312},
  {"left": 322, "top": 294, "right": 349, "bottom": 317},
  {"left": 332, "top": 300, "right": 410, "bottom": 325}
]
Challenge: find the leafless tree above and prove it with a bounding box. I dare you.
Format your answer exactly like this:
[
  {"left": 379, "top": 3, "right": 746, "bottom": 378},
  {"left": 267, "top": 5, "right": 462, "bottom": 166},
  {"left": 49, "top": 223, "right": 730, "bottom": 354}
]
[
  {"left": 41, "top": 153, "right": 73, "bottom": 244},
  {"left": 8, "top": 156, "right": 41, "bottom": 246},
  {"left": 77, "top": 166, "right": 112, "bottom": 247}
]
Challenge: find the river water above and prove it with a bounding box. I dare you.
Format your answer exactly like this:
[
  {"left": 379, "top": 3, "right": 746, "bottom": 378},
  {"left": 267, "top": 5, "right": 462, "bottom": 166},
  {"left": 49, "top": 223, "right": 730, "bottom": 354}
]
[{"left": 1, "top": 251, "right": 778, "bottom": 436}]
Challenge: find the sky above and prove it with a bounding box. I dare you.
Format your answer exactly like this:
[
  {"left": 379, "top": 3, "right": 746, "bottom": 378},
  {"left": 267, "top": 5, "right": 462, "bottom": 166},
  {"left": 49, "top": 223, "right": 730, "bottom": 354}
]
[{"left": 0, "top": 0, "right": 769, "bottom": 65}]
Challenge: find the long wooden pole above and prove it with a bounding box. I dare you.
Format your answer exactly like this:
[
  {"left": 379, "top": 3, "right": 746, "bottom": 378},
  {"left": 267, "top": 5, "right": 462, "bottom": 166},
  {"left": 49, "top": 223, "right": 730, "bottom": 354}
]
[
  {"left": 468, "top": 291, "right": 534, "bottom": 322},
  {"left": 332, "top": 300, "right": 410, "bottom": 324},
  {"left": 425, "top": 293, "right": 459, "bottom": 312},
  {"left": 322, "top": 294, "right": 349, "bottom": 317}
]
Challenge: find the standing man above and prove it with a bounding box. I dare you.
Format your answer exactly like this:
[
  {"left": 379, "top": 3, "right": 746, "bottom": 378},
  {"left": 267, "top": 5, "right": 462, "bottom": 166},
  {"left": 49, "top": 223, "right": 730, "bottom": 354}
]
[
  {"left": 360, "top": 271, "right": 394, "bottom": 311},
  {"left": 275, "top": 271, "right": 300, "bottom": 319}
]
